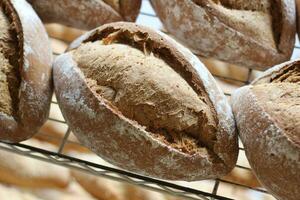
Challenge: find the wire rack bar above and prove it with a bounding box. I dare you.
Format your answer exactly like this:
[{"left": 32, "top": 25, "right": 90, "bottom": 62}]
[{"left": 0, "top": 142, "right": 233, "bottom": 200}]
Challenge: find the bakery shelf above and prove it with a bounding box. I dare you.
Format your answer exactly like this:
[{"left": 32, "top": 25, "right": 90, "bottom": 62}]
[{"left": 1, "top": 0, "right": 297, "bottom": 199}]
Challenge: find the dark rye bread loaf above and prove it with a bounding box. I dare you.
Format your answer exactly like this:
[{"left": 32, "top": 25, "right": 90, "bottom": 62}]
[
  {"left": 0, "top": 0, "right": 52, "bottom": 142},
  {"left": 53, "top": 22, "right": 238, "bottom": 180},
  {"left": 27, "top": 0, "right": 141, "bottom": 30},
  {"left": 150, "top": 0, "right": 296, "bottom": 70},
  {"left": 232, "top": 60, "right": 300, "bottom": 200}
]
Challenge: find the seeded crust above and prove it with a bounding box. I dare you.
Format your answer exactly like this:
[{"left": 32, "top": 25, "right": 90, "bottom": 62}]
[
  {"left": 28, "top": 0, "right": 141, "bottom": 30},
  {"left": 0, "top": 0, "right": 52, "bottom": 142},
  {"left": 150, "top": 0, "right": 296, "bottom": 70},
  {"left": 54, "top": 22, "right": 238, "bottom": 180},
  {"left": 232, "top": 60, "right": 300, "bottom": 200}
]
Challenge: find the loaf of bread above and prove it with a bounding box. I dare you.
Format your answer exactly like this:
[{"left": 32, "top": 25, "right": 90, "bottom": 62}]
[
  {"left": 0, "top": 140, "right": 71, "bottom": 188},
  {"left": 0, "top": 0, "right": 52, "bottom": 142},
  {"left": 28, "top": 0, "right": 141, "bottom": 30},
  {"left": 0, "top": 184, "right": 43, "bottom": 200},
  {"left": 150, "top": 0, "right": 296, "bottom": 70},
  {"left": 231, "top": 60, "right": 300, "bottom": 200},
  {"left": 53, "top": 22, "right": 238, "bottom": 181},
  {"left": 29, "top": 180, "right": 97, "bottom": 200},
  {"left": 70, "top": 153, "right": 179, "bottom": 200}
]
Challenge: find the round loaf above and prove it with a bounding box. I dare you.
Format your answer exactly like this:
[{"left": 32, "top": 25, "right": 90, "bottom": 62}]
[
  {"left": 150, "top": 0, "right": 296, "bottom": 70},
  {"left": 0, "top": 0, "right": 52, "bottom": 142},
  {"left": 53, "top": 22, "right": 238, "bottom": 181},
  {"left": 27, "top": 0, "right": 141, "bottom": 30},
  {"left": 231, "top": 60, "right": 300, "bottom": 200}
]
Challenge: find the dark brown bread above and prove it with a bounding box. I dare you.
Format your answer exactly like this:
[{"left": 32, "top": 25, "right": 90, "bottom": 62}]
[
  {"left": 232, "top": 60, "right": 300, "bottom": 200},
  {"left": 27, "top": 0, "right": 141, "bottom": 30},
  {"left": 53, "top": 22, "right": 238, "bottom": 181},
  {"left": 0, "top": 0, "right": 52, "bottom": 142},
  {"left": 151, "top": 0, "right": 296, "bottom": 70}
]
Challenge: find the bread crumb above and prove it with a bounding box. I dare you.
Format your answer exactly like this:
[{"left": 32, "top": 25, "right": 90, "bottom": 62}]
[
  {"left": 72, "top": 39, "right": 218, "bottom": 155},
  {"left": 0, "top": 6, "right": 19, "bottom": 117}
]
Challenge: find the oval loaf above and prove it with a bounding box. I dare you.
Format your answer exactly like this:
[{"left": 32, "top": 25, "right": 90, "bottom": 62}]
[{"left": 53, "top": 22, "right": 238, "bottom": 181}]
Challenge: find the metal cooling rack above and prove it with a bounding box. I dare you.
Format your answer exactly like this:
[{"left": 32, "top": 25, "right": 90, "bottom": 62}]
[{"left": 1, "top": 0, "right": 299, "bottom": 199}]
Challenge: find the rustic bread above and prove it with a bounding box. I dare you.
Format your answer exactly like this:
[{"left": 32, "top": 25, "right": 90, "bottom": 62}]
[
  {"left": 0, "top": 184, "right": 43, "bottom": 200},
  {"left": 231, "top": 60, "right": 300, "bottom": 200},
  {"left": 0, "top": 140, "right": 71, "bottom": 188},
  {"left": 70, "top": 153, "right": 170, "bottom": 200},
  {"left": 72, "top": 171, "right": 125, "bottom": 200},
  {"left": 29, "top": 180, "right": 97, "bottom": 200},
  {"left": 150, "top": 0, "right": 296, "bottom": 70},
  {"left": 0, "top": 0, "right": 52, "bottom": 142},
  {"left": 53, "top": 22, "right": 238, "bottom": 181},
  {"left": 28, "top": 0, "right": 141, "bottom": 30}
]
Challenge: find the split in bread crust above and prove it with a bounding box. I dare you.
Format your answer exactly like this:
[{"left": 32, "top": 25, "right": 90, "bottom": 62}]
[
  {"left": 0, "top": 6, "right": 20, "bottom": 117},
  {"left": 151, "top": 0, "right": 296, "bottom": 70},
  {"left": 54, "top": 22, "right": 238, "bottom": 180},
  {"left": 0, "top": 0, "right": 53, "bottom": 142},
  {"left": 27, "top": 0, "right": 141, "bottom": 30},
  {"left": 253, "top": 64, "right": 300, "bottom": 146},
  {"left": 232, "top": 61, "right": 299, "bottom": 200},
  {"left": 72, "top": 39, "right": 217, "bottom": 155}
]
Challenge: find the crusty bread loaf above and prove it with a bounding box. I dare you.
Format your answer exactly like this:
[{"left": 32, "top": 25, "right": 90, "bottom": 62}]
[
  {"left": 0, "top": 140, "right": 71, "bottom": 188},
  {"left": 53, "top": 22, "right": 238, "bottom": 181},
  {"left": 0, "top": 184, "right": 43, "bottom": 200},
  {"left": 29, "top": 180, "right": 97, "bottom": 200},
  {"left": 70, "top": 153, "right": 172, "bottom": 200},
  {"left": 231, "top": 60, "right": 300, "bottom": 200},
  {"left": 150, "top": 0, "right": 296, "bottom": 70},
  {"left": 0, "top": 0, "right": 52, "bottom": 142},
  {"left": 28, "top": 0, "right": 141, "bottom": 30},
  {"left": 72, "top": 171, "right": 125, "bottom": 200}
]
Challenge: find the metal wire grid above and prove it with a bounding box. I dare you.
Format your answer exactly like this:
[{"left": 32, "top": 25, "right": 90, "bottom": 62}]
[{"left": 1, "top": 0, "right": 299, "bottom": 199}]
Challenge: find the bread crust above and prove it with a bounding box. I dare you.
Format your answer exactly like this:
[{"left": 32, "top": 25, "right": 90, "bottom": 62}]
[
  {"left": 232, "top": 60, "right": 300, "bottom": 200},
  {"left": 0, "top": 0, "right": 52, "bottom": 142},
  {"left": 296, "top": 0, "right": 300, "bottom": 38},
  {"left": 120, "top": 0, "right": 141, "bottom": 22},
  {"left": 150, "top": 0, "right": 296, "bottom": 70},
  {"left": 54, "top": 22, "right": 238, "bottom": 180},
  {"left": 28, "top": 0, "right": 141, "bottom": 30}
]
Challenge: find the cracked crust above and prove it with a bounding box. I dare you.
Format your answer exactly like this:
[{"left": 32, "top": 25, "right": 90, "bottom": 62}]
[
  {"left": 27, "top": 0, "right": 141, "bottom": 30},
  {"left": 150, "top": 0, "right": 296, "bottom": 70},
  {"left": 54, "top": 22, "right": 238, "bottom": 181},
  {"left": 232, "top": 60, "right": 300, "bottom": 200},
  {"left": 0, "top": 0, "right": 52, "bottom": 142}
]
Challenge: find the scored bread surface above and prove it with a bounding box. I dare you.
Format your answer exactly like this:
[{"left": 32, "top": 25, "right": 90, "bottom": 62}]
[
  {"left": 232, "top": 61, "right": 299, "bottom": 200},
  {"left": 0, "top": 6, "right": 19, "bottom": 117},
  {"left": 27, "top": 0, "right": 141, "bottom": 30},
  {"left": 0, "top": 0, "right": 52, "bottom": 142},
  {"left": 54, "top": 22, "right": 238, "bottom": 180},
  {"left": 72, "top": 41, "right": 217, "bottom": 154},
  {"left": 150, "top": 0, "right": 296, "bottom": 69}
]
